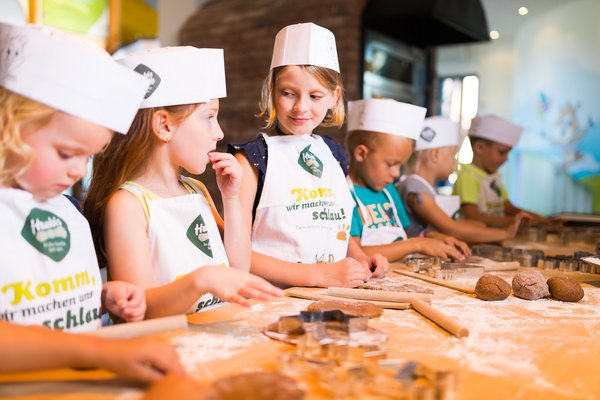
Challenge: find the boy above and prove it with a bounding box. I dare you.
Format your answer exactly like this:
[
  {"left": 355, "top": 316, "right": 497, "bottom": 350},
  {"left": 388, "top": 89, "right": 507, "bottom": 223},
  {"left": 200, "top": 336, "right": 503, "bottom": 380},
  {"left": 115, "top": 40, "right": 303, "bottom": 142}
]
[
  {"left": 453, "top": 115, "right": 547, "bottom": 227},
  {"left": 346, "top": 99, "right": 467, "bottom": 262}
]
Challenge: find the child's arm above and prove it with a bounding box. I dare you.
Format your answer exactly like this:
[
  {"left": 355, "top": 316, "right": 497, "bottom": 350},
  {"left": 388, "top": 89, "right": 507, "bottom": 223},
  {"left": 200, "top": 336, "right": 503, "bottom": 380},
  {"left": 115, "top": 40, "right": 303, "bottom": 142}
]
[
  {"left": 407, "top": 193, "right": 520, "bottom": 243},
  {"left": 357, "top": 236, "right": 465, "bottom": 262},
  {"left": 104, "top": 190, "right": 281, "bottom": 319},
  {"left": 505, "top": 200, "right": 551, "bottom": 224},
  {"left": 0, "top": 322, "right": 183, "bottom": 381},
  {"left": 460, "top": 203, "right": 518, "bottom": 227},
  {"left": 210, "top": 152, "right": 250, "bottom": 272},
  {"left": 250, "top": 251, "right": 371, "bottom": 288}
]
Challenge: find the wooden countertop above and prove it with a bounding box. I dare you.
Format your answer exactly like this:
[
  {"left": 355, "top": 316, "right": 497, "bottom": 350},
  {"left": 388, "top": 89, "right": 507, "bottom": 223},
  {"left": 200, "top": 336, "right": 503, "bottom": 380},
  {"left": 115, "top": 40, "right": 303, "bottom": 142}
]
[{"left": 1, "top": 265, "right": 600, "bottom": 399}]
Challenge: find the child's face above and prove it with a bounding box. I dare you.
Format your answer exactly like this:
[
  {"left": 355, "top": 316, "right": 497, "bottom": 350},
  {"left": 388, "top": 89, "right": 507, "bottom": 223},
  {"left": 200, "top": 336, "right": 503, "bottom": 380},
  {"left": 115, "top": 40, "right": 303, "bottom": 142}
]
[
  {"left": 273, "top": 66, "right": 339, "bottom": 136},
  {"left": 16, "top": 112, "right": 113, "bottom": 201},
  {"left": 171, "top": 98, "right": 223, "bottom": 175},
  {"left": 358, "top": 135, "right": 414, "bottom": 191},
  {"left": 474, "top": 141, "right": 512, "bottom": 174},
  {"left": 436, "top": 146, "right": 458, "bottom": 179}
]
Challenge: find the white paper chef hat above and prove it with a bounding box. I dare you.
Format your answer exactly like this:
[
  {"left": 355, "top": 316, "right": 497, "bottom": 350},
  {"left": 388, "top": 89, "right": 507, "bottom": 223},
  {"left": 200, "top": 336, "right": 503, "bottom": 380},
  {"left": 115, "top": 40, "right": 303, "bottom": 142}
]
[
  {"left": 468, "top": 115, "right": 523, "bottom": 147},
  {"left": 416, "top": 116, "right": 460, "bottom": 151},
  {"left": 0, "top": 22, "right": 148, "bottom": 134},
  {"left": 347, "top": 99, "right": 426, "bottom": 140},
  {"left": 117, "top": 46, "right": 226, "bottom": 109},
  {"left": 270, "top": 22, "right": 339, "bottom": 73}
]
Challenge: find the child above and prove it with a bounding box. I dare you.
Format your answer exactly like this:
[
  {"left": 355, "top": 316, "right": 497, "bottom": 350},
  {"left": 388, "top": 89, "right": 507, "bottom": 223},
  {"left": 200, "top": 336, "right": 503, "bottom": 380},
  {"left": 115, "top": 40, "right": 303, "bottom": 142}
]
[
  {"left": 398, "top": 116, "right": 523, "bottom": 243},
  {"left": 229, "top": 23, "right": 381, "bottom": 289},
  {"left": 346, "top": 99, "right": 468, "bottom": 262},
  {"left": 84, "top": 46, "right": 283, "bottom": 318},
  {"left": 452, "top": 115, "right": 548, "bottom": 227},
  {"left": 0, "top": 22, "right": 182, "bottom": 380}
]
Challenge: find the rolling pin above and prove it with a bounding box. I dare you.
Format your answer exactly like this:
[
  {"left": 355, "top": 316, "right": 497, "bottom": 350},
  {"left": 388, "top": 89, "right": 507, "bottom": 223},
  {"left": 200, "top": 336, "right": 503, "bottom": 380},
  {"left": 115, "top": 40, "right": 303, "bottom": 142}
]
[
  {"left": 327, "top": 287, "right": 432, "bottom": 303},
  {"left": 410, "top": 297, "right": 469, "bottom": 338},
  {"left": 89, "top": 314, "right": 188, "bottom": 339},
  {"left": 393, "top": 270, "right": 476, "bottom": 294}
]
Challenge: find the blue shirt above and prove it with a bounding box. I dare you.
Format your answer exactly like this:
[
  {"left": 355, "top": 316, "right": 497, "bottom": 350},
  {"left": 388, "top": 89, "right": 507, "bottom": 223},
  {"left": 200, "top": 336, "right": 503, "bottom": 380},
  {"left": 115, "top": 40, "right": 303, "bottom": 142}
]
[{"left": 350, "top": 183, "right": 411, "bottom": 238}]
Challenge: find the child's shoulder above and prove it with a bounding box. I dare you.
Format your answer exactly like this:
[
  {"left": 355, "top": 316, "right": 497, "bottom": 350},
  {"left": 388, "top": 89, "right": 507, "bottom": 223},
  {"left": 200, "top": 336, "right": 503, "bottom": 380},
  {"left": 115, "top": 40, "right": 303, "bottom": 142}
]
[{"left": 227, "top": 133, "right": 267, "bottom": 156}]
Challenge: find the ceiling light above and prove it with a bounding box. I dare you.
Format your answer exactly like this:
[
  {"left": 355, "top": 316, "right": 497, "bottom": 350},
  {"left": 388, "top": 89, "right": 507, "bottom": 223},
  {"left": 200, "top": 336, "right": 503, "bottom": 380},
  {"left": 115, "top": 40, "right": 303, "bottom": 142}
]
[
  {"left": 490, "top": 30, "right": 500, "bottom": 40},
  {"left": 518, "top": 6, "right": 529, "bottom": 15}
]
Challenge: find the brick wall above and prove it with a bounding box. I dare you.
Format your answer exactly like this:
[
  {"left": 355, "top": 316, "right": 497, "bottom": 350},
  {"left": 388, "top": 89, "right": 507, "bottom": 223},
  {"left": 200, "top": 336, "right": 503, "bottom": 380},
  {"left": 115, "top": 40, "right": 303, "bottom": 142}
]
[{"left": 179, "top": 0, "right": 367, "bottom": 207}]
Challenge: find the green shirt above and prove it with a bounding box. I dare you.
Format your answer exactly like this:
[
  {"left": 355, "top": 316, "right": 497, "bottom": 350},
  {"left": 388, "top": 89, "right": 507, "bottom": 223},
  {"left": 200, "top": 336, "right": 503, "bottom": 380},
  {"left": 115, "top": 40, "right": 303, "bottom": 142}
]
[{"left": 452, "top": 163, "right": 508, "bottom": 216}]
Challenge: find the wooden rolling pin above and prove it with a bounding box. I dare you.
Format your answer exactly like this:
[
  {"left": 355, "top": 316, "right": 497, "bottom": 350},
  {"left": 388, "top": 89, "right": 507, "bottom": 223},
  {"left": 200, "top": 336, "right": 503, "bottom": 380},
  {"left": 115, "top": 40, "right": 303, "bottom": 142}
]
[
  {"left": 410, "top": 297, "right": 469, "bottom": 338},
  {"left": 327, "top": 287, "right": 432, "bottom": 303},
  {"left": 89, "top": 314, "right": 188, "bottom": 339},
  {"left": 393, "top": 270, "right": 476, "bottom": 294}
]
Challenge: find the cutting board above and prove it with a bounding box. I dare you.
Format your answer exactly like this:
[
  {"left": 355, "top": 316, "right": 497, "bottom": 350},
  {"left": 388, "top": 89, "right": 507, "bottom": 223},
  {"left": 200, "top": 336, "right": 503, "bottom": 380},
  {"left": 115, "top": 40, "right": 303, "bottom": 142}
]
[{"left": 285, "top": 287, "right": 411, "bottom": 310}]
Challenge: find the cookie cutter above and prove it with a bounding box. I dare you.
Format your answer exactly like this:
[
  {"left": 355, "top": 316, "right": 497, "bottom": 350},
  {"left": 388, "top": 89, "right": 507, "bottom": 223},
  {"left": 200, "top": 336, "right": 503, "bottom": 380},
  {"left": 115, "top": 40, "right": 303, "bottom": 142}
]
[{"left": 264, "top": 309, "right": 386, "bottom": 348}]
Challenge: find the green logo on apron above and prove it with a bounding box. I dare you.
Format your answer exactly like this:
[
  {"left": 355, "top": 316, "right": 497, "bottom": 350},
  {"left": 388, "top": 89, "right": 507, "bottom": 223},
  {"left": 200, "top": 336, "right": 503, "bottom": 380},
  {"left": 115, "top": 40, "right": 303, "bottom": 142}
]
[
  {"left": 186, "top": 214, "right": 213, "bottom": 257},
  {"left": 21, "top": 208, "right": 71, "bottom": 262},
  {"left": 298, "top": 145, "right": 323, "bottom": 178}
]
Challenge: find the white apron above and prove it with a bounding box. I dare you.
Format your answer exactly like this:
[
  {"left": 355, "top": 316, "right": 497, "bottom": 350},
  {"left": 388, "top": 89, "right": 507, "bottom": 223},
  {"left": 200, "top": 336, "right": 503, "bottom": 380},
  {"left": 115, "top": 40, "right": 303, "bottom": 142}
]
[
  {"left": 252, "top": 134, "right": 354, "bottom": 264},
  {"left": 0, "top": 189, "right": 102, "bottom": 332},
  {"left": 120, "top": 177, "right": 229, "bottom": 313},
  {"left": 348, "top": 181, "right": 408, "bottom": 246},
  {"left": 406, "top": 174, "right": 460, "bottom": 218}
]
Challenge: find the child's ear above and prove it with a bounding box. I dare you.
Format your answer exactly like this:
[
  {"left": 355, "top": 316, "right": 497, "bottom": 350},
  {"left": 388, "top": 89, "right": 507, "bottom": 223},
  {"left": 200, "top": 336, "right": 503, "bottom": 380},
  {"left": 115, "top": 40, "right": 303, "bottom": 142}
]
[
  {"left": 152, "top": 109, "right": 174, "bottom": 143},
  {"left": 354, "top": 144, "right": 369, "bottom": 162},
  {"left": 328, "top": 85, "right": 342, "bottom": 108}
]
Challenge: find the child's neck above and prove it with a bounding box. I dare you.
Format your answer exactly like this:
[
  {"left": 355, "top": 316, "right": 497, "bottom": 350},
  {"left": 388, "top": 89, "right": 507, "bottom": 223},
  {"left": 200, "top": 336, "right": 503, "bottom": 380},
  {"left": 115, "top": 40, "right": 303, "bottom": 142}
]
[
  {"left": 413, "top": 165, "right": 438, "bottom": 186},
  {"left": 470, "top": 157, "right": 493, "bottom": 174},
  {"left": 132, "top": 153, "right": 188, "bottom": 198},
  {"left": 348, "top": 169, "right": 369, "bottom": 189}
]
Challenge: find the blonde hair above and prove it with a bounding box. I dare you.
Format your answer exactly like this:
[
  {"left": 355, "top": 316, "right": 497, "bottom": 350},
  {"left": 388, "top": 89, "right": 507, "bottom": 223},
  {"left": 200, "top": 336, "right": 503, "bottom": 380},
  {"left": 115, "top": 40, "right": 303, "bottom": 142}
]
[
  {"left": 84, "top": 104, "right": 198, "bottom": 266},
  {"left": 258, "top": 65, "right": 345, "bottom": 130},
  {"left": 0, "top": 88, "right": 57, "bottom": 187}
]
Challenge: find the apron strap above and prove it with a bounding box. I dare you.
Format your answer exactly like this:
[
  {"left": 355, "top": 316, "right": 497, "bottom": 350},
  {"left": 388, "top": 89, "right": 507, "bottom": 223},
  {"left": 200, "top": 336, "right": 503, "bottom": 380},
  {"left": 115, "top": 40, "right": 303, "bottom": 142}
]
[{"left": 180, "top": 176, "right": 224, "bottom": 230}]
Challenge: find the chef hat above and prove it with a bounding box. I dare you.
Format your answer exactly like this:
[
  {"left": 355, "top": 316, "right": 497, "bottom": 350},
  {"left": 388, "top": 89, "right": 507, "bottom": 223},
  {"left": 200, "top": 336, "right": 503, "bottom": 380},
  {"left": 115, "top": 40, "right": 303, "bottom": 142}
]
[
  {"left": 468, "top": 115, "right": 523, "bottom": 147},
  {"left": 117, "top": 46, "right": 226, "bottom": 109},
  {"left": 0, "top": 22, "right": 148, "bottom": 134},
  {"left": 347, "top": 99, "right": 426, "bottom": 140},
  {"left": 270, "top": 22, "right": 339, "bottom": 73},
  {"left": 416, "top": 116, "right": 460, "bottom": 151}
]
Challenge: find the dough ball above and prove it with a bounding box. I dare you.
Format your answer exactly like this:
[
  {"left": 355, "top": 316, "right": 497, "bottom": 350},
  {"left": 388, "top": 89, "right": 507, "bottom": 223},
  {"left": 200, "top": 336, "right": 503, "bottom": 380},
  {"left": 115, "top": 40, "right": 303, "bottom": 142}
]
[
  {"left": 307, "top": 299, "right": 383, "bottom": 318},
  {"left": 207, "top": 371, "right": 305, "bottom": 400},
  {"left": 512, "top": 271, "right": 549, "bottom": 300},
  {"left": 475, "top": 274, "right": 511, "bottom": 301},
  {"left": 547, "top": 276, "right": 584, "bottom": 302}
]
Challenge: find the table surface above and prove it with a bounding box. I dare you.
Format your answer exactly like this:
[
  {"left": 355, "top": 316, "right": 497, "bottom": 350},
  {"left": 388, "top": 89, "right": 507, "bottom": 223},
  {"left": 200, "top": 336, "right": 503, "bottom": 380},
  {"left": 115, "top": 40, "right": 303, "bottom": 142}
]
[{"left": 2, "top": 265, "right": 600, "bottom": 400}]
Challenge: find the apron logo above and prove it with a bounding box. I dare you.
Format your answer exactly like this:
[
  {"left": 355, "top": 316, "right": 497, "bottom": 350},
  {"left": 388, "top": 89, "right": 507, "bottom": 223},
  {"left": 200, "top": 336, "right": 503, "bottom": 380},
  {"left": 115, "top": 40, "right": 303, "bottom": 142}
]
[
  {"left": 298, "top": 145, "right": 323, "bottom": 178},
  {"left": 134, "top": 64, "right": 161, "bottom": 99},
  {"left": 21, "top": 209, "right": 71, "bottom": 262},
  {"left": 186, "top": 214, "right": 213, "bottom": 257}
]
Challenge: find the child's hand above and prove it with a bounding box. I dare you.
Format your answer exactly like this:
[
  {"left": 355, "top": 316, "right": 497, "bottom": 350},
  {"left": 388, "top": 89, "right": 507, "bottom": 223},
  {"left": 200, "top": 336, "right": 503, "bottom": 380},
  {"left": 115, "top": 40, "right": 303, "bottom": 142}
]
[
  {"left": 363, "top": 253, "right": 390, "bottom": 278},
  {"left": 195, "top": 266, "right": 284, "bottom": 307},
  {"left": 96, "top": 336, "right": 183, "bottom": 382},
  {"left": 439, "top": 234, "right": 471, "bottom": 257},
  {"left": 415, "top": 238, "right": 465, "bottom": 261},
  {"left": 506, "top": 213, "right": 525, "bottom": 239},
  {"left": 102, "top": 281, "right": 146, "bottom": 322},
  {"left": 210, "top": 152, "right": 243, "bottom": 199},
  {"left": 319, "top": 258, "right": 372, "bottom": 288}
]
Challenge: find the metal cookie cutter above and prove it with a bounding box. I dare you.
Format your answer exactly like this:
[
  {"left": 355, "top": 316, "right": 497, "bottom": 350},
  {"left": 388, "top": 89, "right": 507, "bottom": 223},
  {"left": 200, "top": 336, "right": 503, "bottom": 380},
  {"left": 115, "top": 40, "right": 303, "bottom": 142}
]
[{"left": 264, "top": 309, "right": 375, "bottom": 345}]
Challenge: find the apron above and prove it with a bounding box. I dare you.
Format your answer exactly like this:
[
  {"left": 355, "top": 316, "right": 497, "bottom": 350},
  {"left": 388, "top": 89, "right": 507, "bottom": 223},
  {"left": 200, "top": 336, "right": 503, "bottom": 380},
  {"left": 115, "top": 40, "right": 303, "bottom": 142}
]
[
  {"left": 252, "top": 133, "right": 354, "bottom": 264},
  {"left": 348, "top": 181, "right": 408, "bottom": 246},
  {"left": 120, "top": 176, "right": 229, "bottom": 313},
  {"left": 0, "top": 189, "right": 102, "bottom": 332},
  {"left": 406, "top": 174, "right": 460, "bottom": 218},
  {"left": 462, "top": 170, "right": 505, "bottom": 217}
]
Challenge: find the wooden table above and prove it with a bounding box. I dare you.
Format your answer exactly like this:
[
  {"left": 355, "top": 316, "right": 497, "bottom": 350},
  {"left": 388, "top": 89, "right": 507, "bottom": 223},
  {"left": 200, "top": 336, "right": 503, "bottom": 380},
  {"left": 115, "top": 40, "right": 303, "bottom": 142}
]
[{"left": 2, "top": 265, "right": 600, "bottom": 399}]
